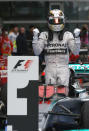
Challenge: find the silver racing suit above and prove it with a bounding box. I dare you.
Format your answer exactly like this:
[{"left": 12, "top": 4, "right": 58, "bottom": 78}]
[{"left": 32, "top": 31, "right": 81, "bottom": 86}]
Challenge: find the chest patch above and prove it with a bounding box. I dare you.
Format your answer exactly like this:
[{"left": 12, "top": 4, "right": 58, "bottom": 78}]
[{"left": 44, "top": 42, "right": 68, "bottom": 54}]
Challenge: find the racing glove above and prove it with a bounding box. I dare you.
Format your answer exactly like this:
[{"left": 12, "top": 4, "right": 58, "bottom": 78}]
[
  {"left": 74, "top": 28, "right": 80, "bottom": 38},
  {"left": 33, "top": 28, "right": 40, "bottom": 41},
  {"left": 74, "top": 28, "right": 81, "bottom": 44}
]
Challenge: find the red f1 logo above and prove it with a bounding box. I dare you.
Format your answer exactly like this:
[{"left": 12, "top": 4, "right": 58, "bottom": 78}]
[{"left": 24, "top": 60, "right": 32, "bottom": 69}]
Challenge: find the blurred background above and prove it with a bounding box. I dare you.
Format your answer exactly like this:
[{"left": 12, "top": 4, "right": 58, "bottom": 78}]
[{"left": 0, "top": 0, "right": 89, "bottom": 32}]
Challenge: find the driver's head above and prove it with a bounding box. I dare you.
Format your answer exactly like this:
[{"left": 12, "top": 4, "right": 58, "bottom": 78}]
[{"left": 48, "top": 9, "right": 65, "bottom": 32}]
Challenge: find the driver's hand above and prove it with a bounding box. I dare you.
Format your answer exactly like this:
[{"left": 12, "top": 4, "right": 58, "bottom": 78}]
[
  {"left": 33, "top": 28, "right": 40, "bottom": 36},
  {"left": 74, "top": 28, "right": 80, "bottom": 38}
]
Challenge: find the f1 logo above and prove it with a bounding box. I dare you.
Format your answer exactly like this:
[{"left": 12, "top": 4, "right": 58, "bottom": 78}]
[{"left": 12, "top": 60, "right": 32, "bottom": 71}]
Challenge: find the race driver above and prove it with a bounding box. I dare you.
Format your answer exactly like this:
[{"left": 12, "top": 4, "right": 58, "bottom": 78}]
[
  {"left": 0, "top": 28, "right": 13, "bottom": 56},
  {"left": 32, "top": 9, "right": 81, "bottom": 95}
]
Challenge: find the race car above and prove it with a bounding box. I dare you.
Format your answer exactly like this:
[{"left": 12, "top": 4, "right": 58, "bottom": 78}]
[
  {"left": 41, "top": 97, "right": 89, "bottom": 131},
  {"left": 39, "top": 68, "right": 89, "bottom": 131}
]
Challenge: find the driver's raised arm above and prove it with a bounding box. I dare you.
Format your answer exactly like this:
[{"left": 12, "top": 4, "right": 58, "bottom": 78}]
[
  {"left": 32, "top": 28, "right": 47, "bottom": 56},
  {"left": 67, "top": 28, "right": 81, "bottom": 55}
]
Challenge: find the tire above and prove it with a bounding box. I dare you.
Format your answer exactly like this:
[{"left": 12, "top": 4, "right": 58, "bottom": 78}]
[{"left": 81, "top": 101, "right": 89, "bottom": 129}]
